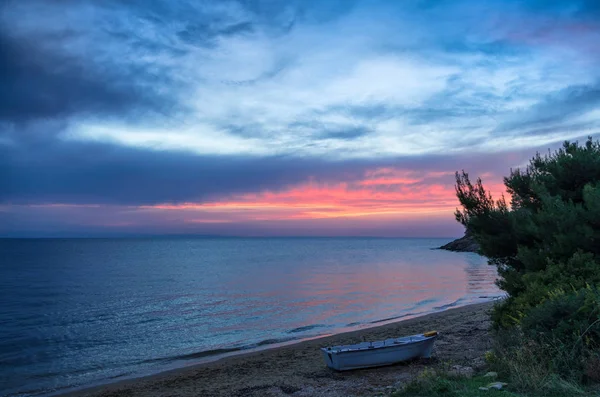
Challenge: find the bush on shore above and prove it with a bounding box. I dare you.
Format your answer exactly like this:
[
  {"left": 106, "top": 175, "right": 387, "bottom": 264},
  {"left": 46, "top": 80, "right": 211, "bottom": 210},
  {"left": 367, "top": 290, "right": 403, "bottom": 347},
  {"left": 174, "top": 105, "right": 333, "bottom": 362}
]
[
  {"left": 520, "top": 287, "right": 600, "bottom": 384},
  {"left": 452, "top": 137, "right": 600, "bottom": 389}
]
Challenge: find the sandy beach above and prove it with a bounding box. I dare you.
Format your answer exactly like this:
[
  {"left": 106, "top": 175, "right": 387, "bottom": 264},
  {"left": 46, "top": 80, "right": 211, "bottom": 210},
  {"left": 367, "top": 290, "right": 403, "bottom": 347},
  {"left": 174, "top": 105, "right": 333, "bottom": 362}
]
[{"left": 63, "top": 301, "right": 496, "bottom": 397}]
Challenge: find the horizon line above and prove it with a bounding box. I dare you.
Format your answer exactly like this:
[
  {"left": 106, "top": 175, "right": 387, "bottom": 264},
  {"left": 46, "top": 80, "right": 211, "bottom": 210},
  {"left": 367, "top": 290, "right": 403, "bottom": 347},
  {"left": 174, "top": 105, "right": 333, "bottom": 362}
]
[{"left": 0, "top": 234, "right": 462, "bottom": 240}]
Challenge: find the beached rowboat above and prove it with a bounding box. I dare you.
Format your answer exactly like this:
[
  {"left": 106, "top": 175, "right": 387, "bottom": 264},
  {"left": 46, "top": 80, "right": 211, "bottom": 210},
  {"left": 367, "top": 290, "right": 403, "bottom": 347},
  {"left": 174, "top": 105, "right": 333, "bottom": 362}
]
[{"left": 320, "top": 331, "right": 438, "bottom": 371}]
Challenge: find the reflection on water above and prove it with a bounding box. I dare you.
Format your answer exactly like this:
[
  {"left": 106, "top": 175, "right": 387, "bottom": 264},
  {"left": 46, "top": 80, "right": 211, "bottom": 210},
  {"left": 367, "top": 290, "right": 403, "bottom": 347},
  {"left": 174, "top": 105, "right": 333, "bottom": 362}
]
[
  {"left": 464, "top": 255, "right": 502, "bottom": 297},
  {"left": 0, "top": 238, "right": 503, "bottom": 397}
]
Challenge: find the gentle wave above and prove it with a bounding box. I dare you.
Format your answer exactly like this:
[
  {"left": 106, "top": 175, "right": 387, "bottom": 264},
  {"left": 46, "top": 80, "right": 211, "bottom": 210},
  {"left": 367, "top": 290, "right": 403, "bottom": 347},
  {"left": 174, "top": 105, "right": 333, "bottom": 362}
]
[
  {"left": 140, "top": 296, "right": 498, "bottom": 365},
  {"left": 287, "top": 324, "right": 327, "bottom": 334},
  {"left": 369, "top": 312, "right": 419, "bottom": 324},
  {"left": 433, "top": 298, "right": 462, "bottom": 310},
  {"left": 141, "top": 347, "right": 244, "bottom": 364}
]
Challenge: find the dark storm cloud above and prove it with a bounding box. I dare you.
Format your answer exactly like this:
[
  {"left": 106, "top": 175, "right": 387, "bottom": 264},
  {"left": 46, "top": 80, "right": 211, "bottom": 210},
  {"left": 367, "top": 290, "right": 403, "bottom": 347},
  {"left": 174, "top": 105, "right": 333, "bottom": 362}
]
[
  {"left": 0, "top": 0, "right": 304, "bottom": 125},
  {"left": 0, "top": 123, "right": 553, "bottom": 207},
  {"left": 495, "top": 83, "right": 600, "bottom": 134},
  {"left": 1, "top": 135, "right": 325, "bottom": 205},
  {"left": 1, "top": 128, "right": 384, "bottom": 205},
  {"left": 0, "top": 2, "right": 186, "bottom": 125},
  {"left": 319, "top": 126, "right": 372, "bottom": 140},
  {"left": 0, "top": 0, "right": 371, "bottom": 208},
  {"left": 0, "top": 29, "right": 161, "bottom": 124}
]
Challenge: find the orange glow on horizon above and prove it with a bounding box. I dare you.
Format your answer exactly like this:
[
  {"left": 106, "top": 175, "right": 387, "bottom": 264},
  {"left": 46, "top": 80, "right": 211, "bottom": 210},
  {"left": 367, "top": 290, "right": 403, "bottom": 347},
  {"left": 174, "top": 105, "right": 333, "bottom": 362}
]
[
  {"left": 13, "top": 167, "right": 508, "bottom": 229},
  {"left": 136, "top": 168, "right": 508, "bottom": 223}
]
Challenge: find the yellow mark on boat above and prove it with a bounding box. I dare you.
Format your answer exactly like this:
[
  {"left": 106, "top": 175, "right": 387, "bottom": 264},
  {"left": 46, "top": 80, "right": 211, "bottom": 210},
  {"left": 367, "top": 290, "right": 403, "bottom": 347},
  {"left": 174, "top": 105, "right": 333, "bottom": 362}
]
[{"left": 423, "top": 331, "right": 438, "bottom": 337}]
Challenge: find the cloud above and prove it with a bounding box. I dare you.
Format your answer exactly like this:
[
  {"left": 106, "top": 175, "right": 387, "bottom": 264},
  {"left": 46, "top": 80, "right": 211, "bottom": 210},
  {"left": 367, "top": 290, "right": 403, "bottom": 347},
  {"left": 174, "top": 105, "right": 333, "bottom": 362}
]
[
  {"left": 0, "top": 163, "right": 508, "bottom": 237},
  {"left": 1, "top": 122, "right": 541, "bottom": 208},
  {"left": 3, "top": 0, "right": 599, "bottom": 156},
  {"left": 0, "top": 23, "right": 163, "bottom": 124},
  {"left": 1, "top": 134, "right": 341, "bottom": 206},
  {"left": 495, "top": 83, "right": 600, "bottom": 134},
  {"left": 2, "top": 0, "right": 600, "bottom": 235}
]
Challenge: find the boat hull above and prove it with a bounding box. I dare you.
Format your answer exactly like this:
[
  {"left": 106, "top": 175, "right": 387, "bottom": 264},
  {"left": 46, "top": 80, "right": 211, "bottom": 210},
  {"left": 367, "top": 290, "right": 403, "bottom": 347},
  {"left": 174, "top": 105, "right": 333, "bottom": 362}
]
[{"left": 320, "top": 334, "right": 437, "bottom": 371}]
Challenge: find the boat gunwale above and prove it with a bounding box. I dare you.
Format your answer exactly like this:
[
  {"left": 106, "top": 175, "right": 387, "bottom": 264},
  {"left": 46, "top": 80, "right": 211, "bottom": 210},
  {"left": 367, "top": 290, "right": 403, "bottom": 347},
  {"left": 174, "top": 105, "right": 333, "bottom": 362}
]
[{"left": 320, "top": 334, "right": 437, "bottom": 355}]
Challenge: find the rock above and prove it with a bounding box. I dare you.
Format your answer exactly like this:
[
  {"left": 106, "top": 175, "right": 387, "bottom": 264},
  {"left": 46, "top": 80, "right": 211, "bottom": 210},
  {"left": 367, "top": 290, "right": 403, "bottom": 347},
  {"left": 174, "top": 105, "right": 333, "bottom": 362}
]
[
  {"left": 478, "top": 382, "right": 508, "bottom": 392},
  {"left": 484, "top": 371, "right": 498, "bottom": 378},
  {"left": 471, "top": 356, "right": 487, "bottom": 371},
  {"left": 487, "top": 382, "right": 508, "bottom": 390},
  {"left": 438, "top": 232, "right": 480, "bottom": 253},
  {"left": 447, "top": 365, "right": 474, "bottom": 378}
]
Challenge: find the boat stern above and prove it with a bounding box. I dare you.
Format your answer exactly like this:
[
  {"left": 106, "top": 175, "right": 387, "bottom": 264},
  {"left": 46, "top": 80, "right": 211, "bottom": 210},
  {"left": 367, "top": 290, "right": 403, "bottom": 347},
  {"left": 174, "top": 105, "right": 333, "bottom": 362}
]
[
  {"left": 320, "top": 347, "right": 339, "bottom": 370},
  {"left": 420, "top": 331, "right": 439, "bottom": 358}
]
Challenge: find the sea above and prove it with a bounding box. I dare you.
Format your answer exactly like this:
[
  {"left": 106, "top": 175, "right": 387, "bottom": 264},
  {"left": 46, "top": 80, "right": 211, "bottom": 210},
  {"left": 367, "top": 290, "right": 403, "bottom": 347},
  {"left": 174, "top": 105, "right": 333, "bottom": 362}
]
[{"left": 0, "top": 237, "right": 503, "bottom": 397}]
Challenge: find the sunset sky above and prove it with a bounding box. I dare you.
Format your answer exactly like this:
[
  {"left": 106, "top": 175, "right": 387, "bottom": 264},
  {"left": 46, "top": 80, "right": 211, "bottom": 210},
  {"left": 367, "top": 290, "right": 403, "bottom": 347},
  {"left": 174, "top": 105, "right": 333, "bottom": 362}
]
[{"left": 2, "top": 0, "right": 600, "bottom": 237}]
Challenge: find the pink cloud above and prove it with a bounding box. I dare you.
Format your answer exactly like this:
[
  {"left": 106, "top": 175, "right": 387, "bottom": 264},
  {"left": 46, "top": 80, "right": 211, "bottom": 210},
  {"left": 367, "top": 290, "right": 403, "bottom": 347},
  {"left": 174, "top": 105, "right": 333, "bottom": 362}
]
[
  {"left": 138, "top": 167, "right": 507, "bottom": 223},
  {"left": 3, "top": 167, "right": 508, "bottom": 236}
]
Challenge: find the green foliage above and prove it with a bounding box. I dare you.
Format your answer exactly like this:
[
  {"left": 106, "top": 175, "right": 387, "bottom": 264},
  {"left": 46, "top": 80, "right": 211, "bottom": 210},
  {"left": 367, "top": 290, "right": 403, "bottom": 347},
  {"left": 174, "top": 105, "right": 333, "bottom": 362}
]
[
  {"left": 520, "top": 287, "right": 600, "bottom": 383},
  {"left": 521, "top": 287, "right": 600, "bottom": 343},
  {"left": 454, "top": 137, "right": 600, "bottom": 326},
  {"left": 393, "top": 373, "right": 518, "bottom": 397},
  {"left": 488, "top": 327, "right": 590, "bottom": 394},
  {"left": 393, "top": 372, "right": 587, "bottom": 397},
  {"left": 454, "top": 137, "right": 600, "bottom": 388}
]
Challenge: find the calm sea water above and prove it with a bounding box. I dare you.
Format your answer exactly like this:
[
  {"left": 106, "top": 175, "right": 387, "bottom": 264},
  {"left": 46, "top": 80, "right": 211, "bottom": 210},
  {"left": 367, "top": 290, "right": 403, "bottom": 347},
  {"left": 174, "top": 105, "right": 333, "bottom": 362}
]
[{"left": 0, "top": 238, "right": 502, "bottom": 397}]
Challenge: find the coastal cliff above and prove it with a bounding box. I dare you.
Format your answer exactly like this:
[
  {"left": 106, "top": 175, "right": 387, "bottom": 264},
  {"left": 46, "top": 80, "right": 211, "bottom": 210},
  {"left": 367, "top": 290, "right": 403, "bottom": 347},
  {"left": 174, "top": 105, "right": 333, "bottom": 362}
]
[{"left": 439, "top": 232, "right": 480, "bottom": 253}]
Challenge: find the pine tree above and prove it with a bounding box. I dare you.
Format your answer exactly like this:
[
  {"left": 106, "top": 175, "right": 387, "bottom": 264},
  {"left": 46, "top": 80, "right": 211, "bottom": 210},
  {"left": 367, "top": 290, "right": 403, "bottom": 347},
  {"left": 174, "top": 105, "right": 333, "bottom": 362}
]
[{"left": 455, "top": 137, "right": 600, "bottom": 326}]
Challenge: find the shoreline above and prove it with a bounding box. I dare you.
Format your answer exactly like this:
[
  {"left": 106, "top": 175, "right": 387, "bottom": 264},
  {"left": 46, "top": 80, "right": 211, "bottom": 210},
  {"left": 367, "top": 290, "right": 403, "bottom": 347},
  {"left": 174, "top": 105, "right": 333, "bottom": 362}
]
[{"left": 61, "top": 301, "right": 497, "bottom": 397}]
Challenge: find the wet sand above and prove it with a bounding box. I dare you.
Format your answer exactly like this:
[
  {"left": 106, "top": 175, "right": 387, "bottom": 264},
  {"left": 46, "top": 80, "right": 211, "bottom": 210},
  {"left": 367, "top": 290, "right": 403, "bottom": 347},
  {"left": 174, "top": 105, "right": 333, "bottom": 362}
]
[{"left": 63, "top": 301, "right": 496, "bottom": 397}]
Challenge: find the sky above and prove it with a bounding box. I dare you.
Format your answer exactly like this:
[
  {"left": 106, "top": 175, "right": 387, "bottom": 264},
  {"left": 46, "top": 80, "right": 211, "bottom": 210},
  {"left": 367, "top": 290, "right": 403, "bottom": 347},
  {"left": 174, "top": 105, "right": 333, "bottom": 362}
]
[{"left": 1, "top": 0, "right": 600, "bottom": 237}]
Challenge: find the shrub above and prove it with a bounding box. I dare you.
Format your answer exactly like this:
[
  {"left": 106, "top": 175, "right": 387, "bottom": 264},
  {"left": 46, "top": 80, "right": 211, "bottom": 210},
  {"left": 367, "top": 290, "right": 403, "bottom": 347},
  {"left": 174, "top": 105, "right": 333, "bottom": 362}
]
[
  {"left": 520, "top": 287, "right": 600, "bottom": 383},
  {"left": 455, "top": 138, "right": 600, "bottom": 328},
  {"left": 454, "top": 138, "right": 600, "bottom": 387},
  {"left": 488, "top": 328, "right": 587, "bottom": 395},
  {"left": 394, "top": 369, "right": 585, "bottom": 397}
]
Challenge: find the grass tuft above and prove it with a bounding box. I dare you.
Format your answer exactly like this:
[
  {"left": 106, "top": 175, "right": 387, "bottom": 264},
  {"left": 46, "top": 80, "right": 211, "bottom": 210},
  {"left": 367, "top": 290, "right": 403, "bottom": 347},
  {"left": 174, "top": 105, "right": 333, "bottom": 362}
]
[
  {"left": 393, "top": 374, "right": 518, "bottom": 397},
  {"left": 393, "top": 372, "right": 590, "bottom": 397}
]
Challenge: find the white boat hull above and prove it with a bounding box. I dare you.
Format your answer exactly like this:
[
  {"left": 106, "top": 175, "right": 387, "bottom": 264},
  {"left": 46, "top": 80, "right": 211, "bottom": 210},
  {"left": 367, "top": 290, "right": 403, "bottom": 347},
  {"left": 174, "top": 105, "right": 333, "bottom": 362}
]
[{"left": 320, "top": 333, "right": 437, "bottom": 371}]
